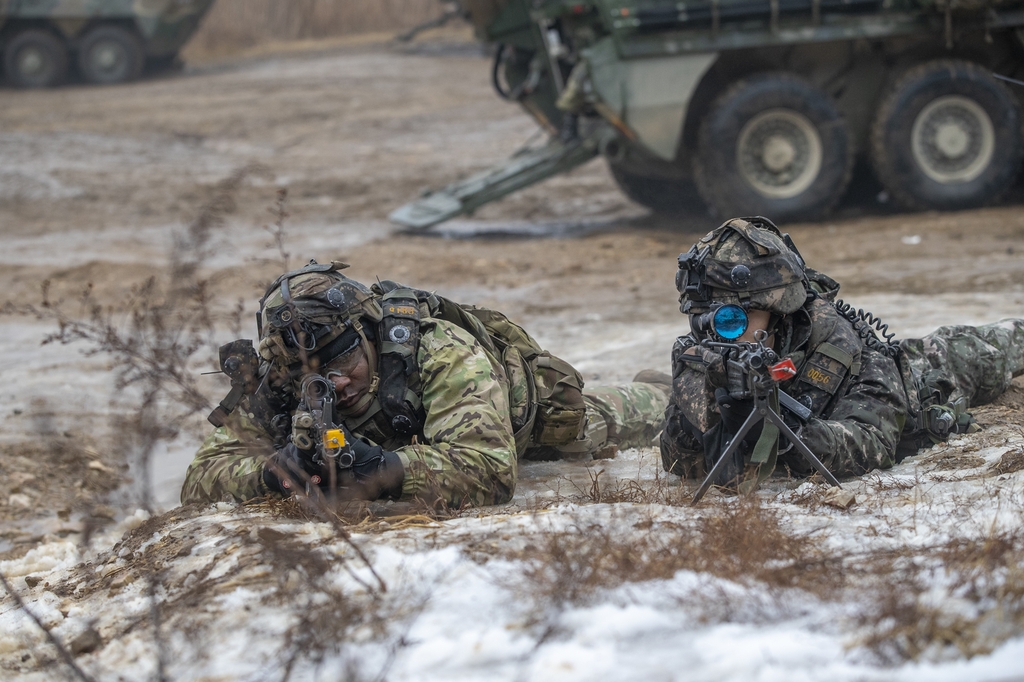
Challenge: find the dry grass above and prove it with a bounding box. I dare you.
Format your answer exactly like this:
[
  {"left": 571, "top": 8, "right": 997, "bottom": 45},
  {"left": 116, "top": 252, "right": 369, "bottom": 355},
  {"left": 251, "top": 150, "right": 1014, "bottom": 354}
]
[
  {"left": 38, "top": 504, "right": 407, "bottom": 679},
  {"left": 185, "top": 0, "right": 450, "bottom": 58},
  {"left": 502, "top": 470, "right": 1024, "bottom": 663},
  {"left": 990, "top": 445, "right": 1024, "bottom": 476},
  {"left": 511, "top": 497, "right": 839, "bottom": 613},
  {"left": 856, "top": 528, "right": 1024, "bottom": 662},
  {"left": 563, "top": 463, "right": 694, "bottom": 507}
]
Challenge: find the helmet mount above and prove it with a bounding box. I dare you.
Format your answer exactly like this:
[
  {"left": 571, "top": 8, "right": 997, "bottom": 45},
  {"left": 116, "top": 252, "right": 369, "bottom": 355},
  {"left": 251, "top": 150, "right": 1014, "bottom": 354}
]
[{"left": 676, "top": 216, "right": 809, "bottom": 319}]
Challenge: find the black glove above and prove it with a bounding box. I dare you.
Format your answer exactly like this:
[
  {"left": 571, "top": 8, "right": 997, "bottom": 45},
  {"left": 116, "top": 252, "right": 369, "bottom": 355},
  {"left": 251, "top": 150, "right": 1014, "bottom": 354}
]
[
  {"left": 263, "top": 443, "right": 325, "bottom": 495},
  {"left": 715, "top": 388, "right": 761, "bottom": 446},
  {"left": 335, "top": 438, "right": 405, "bottom": 502},
  {"left": 701, "top": 388, "right": 761, "bottom": 489}
]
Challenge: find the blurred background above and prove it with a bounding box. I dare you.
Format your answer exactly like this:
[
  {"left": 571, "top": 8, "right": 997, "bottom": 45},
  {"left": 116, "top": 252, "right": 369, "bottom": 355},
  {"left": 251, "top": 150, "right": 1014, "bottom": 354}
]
[{"left": 184, "top": 0, "right": 444, "bottom": 60}]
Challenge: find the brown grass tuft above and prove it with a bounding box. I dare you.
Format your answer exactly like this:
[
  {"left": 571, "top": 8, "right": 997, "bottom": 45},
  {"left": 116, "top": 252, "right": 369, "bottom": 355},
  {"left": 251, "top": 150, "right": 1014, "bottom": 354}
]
[
  {"left": 990, "top": 445, "right": 1024, "bottom": 476},
  {"left": 856, "top": 529, "right": 1024, "bottom": 662},
  {"left": 512, "top": 496, "right": 838, "bottom": 614}
]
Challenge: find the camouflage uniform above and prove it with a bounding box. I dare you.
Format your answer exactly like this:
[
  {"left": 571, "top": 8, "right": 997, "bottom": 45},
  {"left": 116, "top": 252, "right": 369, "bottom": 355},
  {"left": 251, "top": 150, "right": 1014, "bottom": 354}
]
[
  {"left": 182, "top": 268, "right": 668, "bottom": 508},
  {"left": 660, "top": 218, "right": 1024, "bottom": 482}
]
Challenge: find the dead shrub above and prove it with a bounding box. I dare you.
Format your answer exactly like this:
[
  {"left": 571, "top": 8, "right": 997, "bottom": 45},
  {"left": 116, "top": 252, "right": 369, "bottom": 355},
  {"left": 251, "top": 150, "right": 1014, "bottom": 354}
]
[
  {"left": 856, "top": 529, "right": 1024, "bottom": 662},
  {"left": 0, "top": 167, "right": 393, "bottom": 679},
  {"left": 566, "top": 464, "right": 690, "bottom": 507},
  {"left": 513, "top": 496, "right": 837, "bottom": 614}
]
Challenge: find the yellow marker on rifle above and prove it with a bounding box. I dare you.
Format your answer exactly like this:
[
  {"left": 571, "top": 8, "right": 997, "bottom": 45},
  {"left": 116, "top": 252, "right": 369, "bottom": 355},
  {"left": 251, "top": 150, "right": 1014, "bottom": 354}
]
[{"left": 323, "top": 429, "right": 345, "bottom": 451}]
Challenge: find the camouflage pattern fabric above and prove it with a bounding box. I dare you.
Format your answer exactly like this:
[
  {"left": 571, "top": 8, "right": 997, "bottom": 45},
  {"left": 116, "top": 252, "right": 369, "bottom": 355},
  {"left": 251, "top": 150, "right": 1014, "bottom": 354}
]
[
  {"left": 902, "top": 318, "right": 1024, "bottom": 409},
  {"left": 181, "top": 412, "right": 276, "bottom": 504},
  {"left": 679, "top": 218, "right": 808, "bottom": 316},
  {"left": 662, "top": 297, "right": 906, "bottom": 479},
  {"left": 580, "top": 383, "right": 671, "bottom": 453},
  {"left": 898, "top": 318, "right": 1024, "bottom": 453},
  {"left": 183, "top": 318, "right": 670, "bottom": 508},
  {"left": 661, "top": 306, "right": 1024, "bottom": 481},
  {"left": 183, "top": 318, "right": 517, "bottom": 507}
]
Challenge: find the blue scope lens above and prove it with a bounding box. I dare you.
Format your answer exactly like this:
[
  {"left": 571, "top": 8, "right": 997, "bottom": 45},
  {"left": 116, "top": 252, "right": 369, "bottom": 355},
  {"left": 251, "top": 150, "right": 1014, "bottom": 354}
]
[{"left": 712, "top": 304, "right": 748, "bottom": 340}]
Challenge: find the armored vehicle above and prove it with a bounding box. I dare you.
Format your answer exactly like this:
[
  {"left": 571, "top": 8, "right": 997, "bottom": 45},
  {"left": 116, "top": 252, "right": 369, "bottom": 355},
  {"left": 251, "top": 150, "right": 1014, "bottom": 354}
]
[
  {"left": 391, "top": 0, "right": 1024, "bottom": 227},
  {"left": 0, "top": 0, "right": 215, "bottom": 88}
]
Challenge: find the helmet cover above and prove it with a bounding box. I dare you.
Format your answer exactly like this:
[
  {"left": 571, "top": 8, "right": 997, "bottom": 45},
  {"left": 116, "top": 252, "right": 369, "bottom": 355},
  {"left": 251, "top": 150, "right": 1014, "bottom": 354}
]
[
  {"left": 677, "top": 217, "right": 807, "bottom": 316},
  {"left": 257, "top": 260, "right": 382, "bottom": 370}
]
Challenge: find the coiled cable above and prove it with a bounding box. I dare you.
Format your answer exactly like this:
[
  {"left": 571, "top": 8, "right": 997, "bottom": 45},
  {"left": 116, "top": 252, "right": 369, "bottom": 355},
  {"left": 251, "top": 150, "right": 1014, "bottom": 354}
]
[{"left": 833, "top": 299, "right": 901, "bottom": 358}]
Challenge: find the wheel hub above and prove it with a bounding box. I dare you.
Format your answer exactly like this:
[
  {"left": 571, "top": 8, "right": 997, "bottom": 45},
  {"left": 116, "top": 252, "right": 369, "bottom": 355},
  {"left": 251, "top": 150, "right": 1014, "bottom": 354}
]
[
  {"left": 95, "top": 45, "right": 119, "bottom": 69},
  {"left": 911, "top": 95, "right": 995, "bottom": 184},
  {"left": 935, "top": 123, "right": 970, "bottom": 159},
  {"left": 762, "top": 135, "right": 797, "bottom": 172},
  {"left": 737, "top": 109, "right": 823, "bottom": 199},
  {"left": 18, "top": 49, "right": 44, "bottom": 76},
  {"left": 90, "top": 41, "right": 125, "bottom": 75}
]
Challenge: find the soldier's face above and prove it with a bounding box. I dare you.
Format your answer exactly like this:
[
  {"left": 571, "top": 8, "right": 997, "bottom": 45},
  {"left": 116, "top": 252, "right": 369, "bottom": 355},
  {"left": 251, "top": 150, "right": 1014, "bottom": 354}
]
[
  {"left": 326, "top": 344, "right": 373, "bottom": 415},
  {"left": 737, "top": 309, "right": 772, "bottom": 343}
]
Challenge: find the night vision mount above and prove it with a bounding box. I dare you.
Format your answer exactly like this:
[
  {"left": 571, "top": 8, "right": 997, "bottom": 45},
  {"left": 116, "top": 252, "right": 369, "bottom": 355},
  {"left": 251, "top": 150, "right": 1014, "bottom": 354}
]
[{"left": 676, "top": 244, "right": 712, "bottom": 314}]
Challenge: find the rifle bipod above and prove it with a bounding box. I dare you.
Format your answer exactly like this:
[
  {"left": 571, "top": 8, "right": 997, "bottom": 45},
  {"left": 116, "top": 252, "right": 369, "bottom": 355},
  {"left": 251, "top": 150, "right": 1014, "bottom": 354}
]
[{"left": 690, "top": 387, "right": 842, "bottom": 505}]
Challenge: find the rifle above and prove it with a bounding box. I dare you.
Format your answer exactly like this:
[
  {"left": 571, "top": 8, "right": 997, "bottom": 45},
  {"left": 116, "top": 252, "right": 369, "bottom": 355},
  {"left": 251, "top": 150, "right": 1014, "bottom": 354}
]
[
  {"left": 691, "top": 331, "right": 842, "bottom": 505},
  {"left": 291, "top": 374, "right": 354, "bottom": 490}
]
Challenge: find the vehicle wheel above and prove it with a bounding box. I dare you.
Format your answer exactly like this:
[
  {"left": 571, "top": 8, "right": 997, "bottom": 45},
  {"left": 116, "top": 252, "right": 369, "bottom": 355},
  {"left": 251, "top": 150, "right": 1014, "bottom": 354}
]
[
  {"left": 3, "top": 29, "right": 68, "bottom": 88},
  {"left": 77, "top": 25, "right": 144, "bottom": 85},
  {"left": 694, "top": 73, "right": 853, "bottom": 222},
  {"left": 870, "top": 60, "right": 1022, "bottom": 211},
  {"left": 609, "top": 164, "right": 705, "bottom": 215}
]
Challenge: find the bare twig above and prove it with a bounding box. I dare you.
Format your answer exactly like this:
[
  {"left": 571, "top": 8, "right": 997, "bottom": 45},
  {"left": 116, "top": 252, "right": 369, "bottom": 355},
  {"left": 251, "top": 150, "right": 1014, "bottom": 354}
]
[{"left": 265, "top": 187, "right": 291, "bottom": 271}]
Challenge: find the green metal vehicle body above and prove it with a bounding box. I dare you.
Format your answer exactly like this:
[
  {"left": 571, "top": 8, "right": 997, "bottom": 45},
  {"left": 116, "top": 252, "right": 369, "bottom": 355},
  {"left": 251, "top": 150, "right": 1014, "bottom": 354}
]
[
  {"left": 392, "top": 0, "right": 1024, "bottom": 227},
  {"left": 1, "top": 0, "right": 214, "bottom": 87}
]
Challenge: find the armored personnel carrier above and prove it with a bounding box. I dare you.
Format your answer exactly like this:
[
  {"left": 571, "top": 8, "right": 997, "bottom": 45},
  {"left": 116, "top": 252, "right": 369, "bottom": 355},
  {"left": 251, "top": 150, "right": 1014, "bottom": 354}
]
[
  {"left": 0, "top": 0, "right": 214, "bottom": 88},
  {"left": 392, "top": 0, "right": 1024, "bottom": 226}
]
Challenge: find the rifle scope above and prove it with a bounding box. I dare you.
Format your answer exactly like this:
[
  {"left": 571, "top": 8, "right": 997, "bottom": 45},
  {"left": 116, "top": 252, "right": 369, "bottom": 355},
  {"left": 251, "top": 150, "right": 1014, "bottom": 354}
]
[{"left": 692, "top": 303, "right": 748, "bottom": 340}]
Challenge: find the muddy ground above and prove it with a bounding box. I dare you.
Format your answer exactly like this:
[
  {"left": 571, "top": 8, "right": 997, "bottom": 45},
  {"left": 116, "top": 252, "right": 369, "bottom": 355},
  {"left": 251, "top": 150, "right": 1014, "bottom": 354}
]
[{"left": 1, "top": 31, "right": 1023, "bottom": 555}]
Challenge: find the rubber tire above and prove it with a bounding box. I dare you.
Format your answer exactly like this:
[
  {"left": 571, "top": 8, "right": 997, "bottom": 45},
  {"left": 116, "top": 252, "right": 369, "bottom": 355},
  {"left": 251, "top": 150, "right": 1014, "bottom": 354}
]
[
  {"left": 3, "top": 29, "right": 69, "bottom": 88},
  {"left": 693, "top": 73, "right": 853, "bottom": 222},
  {"left": 870, "top": 60, "right": 1022, "bottom": 211},
  {"left": 609, "top": 164, "right": 705, "bottom": 215},
  {"left": 77, "top": 25, "right": 144, "bottom": 85}
]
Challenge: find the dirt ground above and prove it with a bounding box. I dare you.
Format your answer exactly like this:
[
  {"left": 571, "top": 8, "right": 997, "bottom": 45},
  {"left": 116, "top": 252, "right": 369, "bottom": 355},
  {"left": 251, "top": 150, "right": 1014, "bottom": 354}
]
[{"left": 1, "top": 31, "right": 1023, "bottom": 555}]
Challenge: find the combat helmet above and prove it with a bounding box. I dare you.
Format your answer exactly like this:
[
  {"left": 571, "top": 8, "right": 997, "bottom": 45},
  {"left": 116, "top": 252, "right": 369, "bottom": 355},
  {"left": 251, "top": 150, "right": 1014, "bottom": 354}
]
[
  {"left": 676, "top": 216, "right": 808, "bottom": 316},
  {"left": 258, "top": 260, "right": 383, "bottom": 373}
]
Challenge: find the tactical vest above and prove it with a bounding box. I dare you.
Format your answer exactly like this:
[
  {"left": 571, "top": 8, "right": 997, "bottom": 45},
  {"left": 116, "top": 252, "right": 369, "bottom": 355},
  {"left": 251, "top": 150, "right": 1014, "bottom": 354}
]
[
  {"left": 769, "top": 296, "right": 966, "bottom": 462},
  {"left": 342, "top": 281, "right": 587, "bottom": 457},
  {"left": 779, "top": 298, "right": 865, "bottom": 422}
]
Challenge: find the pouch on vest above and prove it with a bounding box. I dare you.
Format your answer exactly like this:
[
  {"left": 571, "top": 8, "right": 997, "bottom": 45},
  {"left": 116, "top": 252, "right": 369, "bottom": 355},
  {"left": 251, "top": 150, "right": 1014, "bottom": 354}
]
[
  {"left": 372, "top": 281, "right": 587, "bottom": 451},
  {"left": 795, "top": 341, "right": 857, "bottom": 416},
  {"left": 529, "top": 353, "right": 587, "bottom": 446},
  {"left": 464, "top": 307, "right": 585, "bottom": 449}
]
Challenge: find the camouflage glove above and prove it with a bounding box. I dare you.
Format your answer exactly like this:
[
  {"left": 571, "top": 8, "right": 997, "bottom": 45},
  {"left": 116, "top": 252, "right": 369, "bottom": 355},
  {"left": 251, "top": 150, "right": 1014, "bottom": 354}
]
[
  {"left": 690, "top": 346, "right": 729, "bottom": 389},
  {"left": 335, "top": 439, "right": 405, "bottom": 502},
  {"left": 262, "top": 443, "right": 325, "bottom": 495}
]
